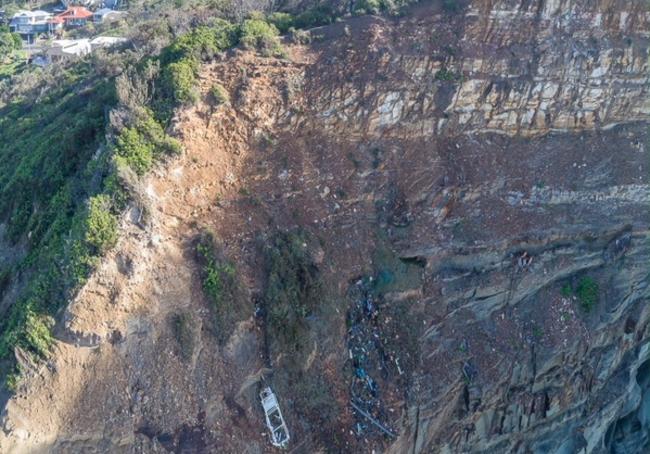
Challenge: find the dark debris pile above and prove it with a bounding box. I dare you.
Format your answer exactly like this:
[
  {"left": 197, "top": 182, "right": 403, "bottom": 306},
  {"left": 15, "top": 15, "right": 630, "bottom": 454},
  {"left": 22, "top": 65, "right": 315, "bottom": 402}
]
[{"left": 346, "top": 278, "right": 402, "bottom": 440}]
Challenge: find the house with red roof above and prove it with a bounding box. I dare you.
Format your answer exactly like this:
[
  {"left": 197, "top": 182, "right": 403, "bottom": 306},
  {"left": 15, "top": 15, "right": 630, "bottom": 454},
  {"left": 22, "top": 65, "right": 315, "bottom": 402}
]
[{"left": 55, "top": 6, "right": 93, "bottom": 28}]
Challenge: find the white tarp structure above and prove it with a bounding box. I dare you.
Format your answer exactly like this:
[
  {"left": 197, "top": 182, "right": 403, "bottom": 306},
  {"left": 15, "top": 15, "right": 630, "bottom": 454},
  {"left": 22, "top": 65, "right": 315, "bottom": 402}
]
[{"left": 260, "top": 387, "right": 290, "bottom": 448}]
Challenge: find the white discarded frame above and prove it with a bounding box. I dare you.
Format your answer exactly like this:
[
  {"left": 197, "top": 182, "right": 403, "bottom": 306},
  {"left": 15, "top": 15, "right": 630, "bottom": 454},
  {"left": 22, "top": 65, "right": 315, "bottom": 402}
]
[{"left": 260, "top": 386, "right": 290, "bottom": 448}]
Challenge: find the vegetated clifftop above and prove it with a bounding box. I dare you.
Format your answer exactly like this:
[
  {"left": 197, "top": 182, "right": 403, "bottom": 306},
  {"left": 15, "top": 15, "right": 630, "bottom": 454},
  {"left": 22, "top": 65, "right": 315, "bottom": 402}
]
[{"left": 1, "top": 0, "right": 649, "bottom": 453}]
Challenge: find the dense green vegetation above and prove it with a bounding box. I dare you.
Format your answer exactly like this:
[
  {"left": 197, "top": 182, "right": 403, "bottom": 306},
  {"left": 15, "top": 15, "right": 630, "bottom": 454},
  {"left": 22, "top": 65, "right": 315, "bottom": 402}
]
[
  {"left": 195, "top": 231, "right": 247, "bottom": 343},
  {"left": 157, "top": 20, "right": 238, "bottom": 113},
  {"left": 0, "top": 26, "right": 21, "bottom": 61},
  {"left": 240, "top": 15, "right": 284, "bottom": 56},
  {"left": 113, "top": 113, "right": 181, "bottom": 175},
  {"left": 0, "top": 10, "right": 308, "bottom": 385},
  {"left": 0, "top": 69, "right": 116, "bottom": 371}
]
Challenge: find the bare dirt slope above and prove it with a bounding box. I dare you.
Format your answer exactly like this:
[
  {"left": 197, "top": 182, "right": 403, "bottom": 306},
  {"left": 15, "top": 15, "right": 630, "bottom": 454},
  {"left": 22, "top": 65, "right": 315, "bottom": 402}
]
[{"left": 2, "top": 1, "right": 650, "bottom": 453}]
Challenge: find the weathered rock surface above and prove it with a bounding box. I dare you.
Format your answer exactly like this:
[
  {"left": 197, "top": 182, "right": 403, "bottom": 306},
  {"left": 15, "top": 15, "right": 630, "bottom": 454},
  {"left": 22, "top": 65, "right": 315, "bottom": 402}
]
[{"left": 1, "top": 1, "right": 649, "bottom": 453}]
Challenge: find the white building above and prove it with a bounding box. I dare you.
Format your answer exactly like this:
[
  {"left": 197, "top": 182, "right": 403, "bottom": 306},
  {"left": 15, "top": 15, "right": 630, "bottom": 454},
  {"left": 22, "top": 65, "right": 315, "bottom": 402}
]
[{"left": 46, "top": 39, "right": 91, "bottom": 62}]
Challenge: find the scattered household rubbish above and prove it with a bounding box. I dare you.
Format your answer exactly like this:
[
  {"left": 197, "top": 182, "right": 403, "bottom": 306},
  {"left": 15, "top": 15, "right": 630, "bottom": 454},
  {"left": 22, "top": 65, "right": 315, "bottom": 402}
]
[{"left": 347, "top": 278, "right": 400, "bottom": 440}]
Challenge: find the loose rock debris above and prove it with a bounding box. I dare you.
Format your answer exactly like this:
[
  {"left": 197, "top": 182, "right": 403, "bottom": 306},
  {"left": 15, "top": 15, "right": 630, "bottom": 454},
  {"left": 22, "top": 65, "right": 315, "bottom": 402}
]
[{"left": 346, "top": 279, "right": 401, "bottom": 440}]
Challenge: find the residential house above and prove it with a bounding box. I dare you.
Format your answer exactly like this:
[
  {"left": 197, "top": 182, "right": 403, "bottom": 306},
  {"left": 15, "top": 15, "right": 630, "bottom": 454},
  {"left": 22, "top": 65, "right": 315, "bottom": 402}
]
[
  {"left": 9, "top": 10, "right": 62, "bottom": 36},
  {"left": 46, "top": 38, "right": 91, "bottom": 61},
  {"left": 55, "top": 6, "right": 93, "bottom": 28},
  {"left": 43, "top": 36, "right": 126, "bottom": 63},
  {"left": 93, "top": 8, "right": 126, "bottom": 24}
]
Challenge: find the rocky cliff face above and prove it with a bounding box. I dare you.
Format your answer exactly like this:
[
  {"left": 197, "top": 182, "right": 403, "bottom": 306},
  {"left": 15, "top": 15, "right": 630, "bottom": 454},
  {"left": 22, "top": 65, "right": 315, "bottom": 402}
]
[
  {"left": 1, "top": 1, "right": 649, "bottom": 453},
  {"left": 311, "top": 0, "right": 650, "bottom": 137}
]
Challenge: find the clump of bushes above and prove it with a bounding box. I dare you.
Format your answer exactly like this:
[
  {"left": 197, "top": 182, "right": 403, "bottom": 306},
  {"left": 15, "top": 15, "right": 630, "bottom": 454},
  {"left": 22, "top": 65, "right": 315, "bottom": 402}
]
[
  {"left": 112, "top": 111, "right": 181, "bottom": 175},
  {"left": 113, "top": 127, "right": 155, "bottom": 176},
  {"left": 0, "top": 27, "right": 22, "bottom": 61},
  {"left": 85, "top": 195, "right": 118, "bottom": 254},
  {"left": 263, "top": 231, "right": 321, "bottom": 351},
  {"left": 23, "top": 313, "right": 55, "bottom": 358},
  {"left": 435, "top": 67, "right": 459, "bottom": 81},
  {"left": 158, "top": 21, "right": 239, "bottom": 113},
  {"left": 240, "top": 16, "right": 284, "bottom": 57},
  {"left": 267, "top": 12, "right": 295, "bottom": 34},
  {"left": 195, "top": 231, "right": 247, "bottom": 344},
  {"left": 290, "top": 28, "right": 312, "bottom": 45},
  {"left": 293, "top": 5, "right": 337, "bottom": 29},
  {"left": 354, "top": 0, "right": 383, "bottom": 15},
  {"left": 561, "top": 276, "right": 600, "bottom": 312},
  {"left": 576, "top": 277, "right": 599, "bottom": 311},
  {"left": 165, "top": 58, "right": 200, "bottom": 105},
  {"left": 209, "top": 83, "right": 230, "bottom": 106}
]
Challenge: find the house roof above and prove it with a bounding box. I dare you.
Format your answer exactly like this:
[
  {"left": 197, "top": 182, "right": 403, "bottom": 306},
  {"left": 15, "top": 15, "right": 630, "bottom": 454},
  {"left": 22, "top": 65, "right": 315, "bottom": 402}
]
[
  {"left": 56, "top": 6, "right": 93, "bottom": 20},
  {"left": 13, "top": 10, "right": 51, "bottom": 18}
]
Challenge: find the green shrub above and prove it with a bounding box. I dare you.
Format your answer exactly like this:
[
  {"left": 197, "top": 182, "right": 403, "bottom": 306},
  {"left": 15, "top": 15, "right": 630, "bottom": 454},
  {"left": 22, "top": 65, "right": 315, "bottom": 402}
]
[
  {"left": 137, "top": 114, "right": 182, "bottom": 155},
  {"left": 267, "top": 12, "right": 295, "bottom": 34},
  {"left": 196, "top": 232, "right": 246, "bottom": 344},
  {"left": 162, "top": 21, "right": 239, "bottom": 64},
  {"left": 0, "top": 30, "right": 21, "bottom": 60},
  {"left": 576, "top": 277, "right": 599, "bottom": 311},
  {"left": 290, "top": 28, "right": 312, "bottom": 45},
  {"left": 23, "top": 312, "right": 55, "bottom": 358},
  {"left": 85, "top": 195, "right": 118, "bottom": 254},
  {"left": 561, "top": 283, "right": 573, "bottom": 297},
  {"left": 198, "top": 241, "right": 236, "bottom": 307},
  {"left": 5, "top": 368, "right": 19, "bottom": 392},
  {"left": 112, "top": 112, "right": 180, "bottom": 176},
  {"left": 294, "top": 5, "right": 336, "bottom": 28},
  {"left": 113, "top": 127, "right": 155, "bottom": 175},
  {"left": 435, "top": 67, "right": 458, "bottom": 81},
  {"left": 240, "top": 18, "right": 283, "bottom": 56},
  {"left": 165, "top": 58, "right": 199, "bottom": 105},
  {"left": 209, "top": 83, "right": 230, "bottom": 106}
]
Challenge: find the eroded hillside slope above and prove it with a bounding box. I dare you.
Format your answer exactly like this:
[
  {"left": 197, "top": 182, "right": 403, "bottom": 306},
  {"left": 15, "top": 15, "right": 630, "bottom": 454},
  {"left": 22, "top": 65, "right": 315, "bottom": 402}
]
[{"left": 2, "top": 1, "right": 650, "bottom": 453}]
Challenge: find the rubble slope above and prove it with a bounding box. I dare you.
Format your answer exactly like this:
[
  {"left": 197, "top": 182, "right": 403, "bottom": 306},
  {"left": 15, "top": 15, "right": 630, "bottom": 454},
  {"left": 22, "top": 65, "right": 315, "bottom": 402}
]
[{"left": 1, "top": 1, "right": 650, "bottom": 453}]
